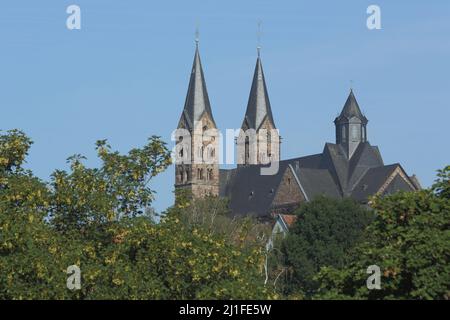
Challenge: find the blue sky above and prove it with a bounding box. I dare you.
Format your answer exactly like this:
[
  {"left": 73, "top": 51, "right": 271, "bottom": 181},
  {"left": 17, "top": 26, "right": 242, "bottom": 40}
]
[{"left": 0, "top": 1, "right": 448, "bottom": 212}]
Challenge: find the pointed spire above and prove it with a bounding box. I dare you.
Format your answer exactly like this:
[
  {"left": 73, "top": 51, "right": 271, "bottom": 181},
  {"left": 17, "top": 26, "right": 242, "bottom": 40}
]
[
  {"left": 181, "top": 43, "right": 216, "bottom": 129},
  {"left": 335, "top": 90, "right": 367, "bottom": 123},
  {"left": 243, "top": 55, "right": 276, "bottom": 130},
  {"left": 334, "top": 90, "right": 369, "bottom": 158}
]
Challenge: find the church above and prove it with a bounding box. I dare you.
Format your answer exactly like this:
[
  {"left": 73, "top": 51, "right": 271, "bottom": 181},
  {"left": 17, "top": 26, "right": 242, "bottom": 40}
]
[{"left": 174, "top": 42, "right": 421, "bottom": 220}]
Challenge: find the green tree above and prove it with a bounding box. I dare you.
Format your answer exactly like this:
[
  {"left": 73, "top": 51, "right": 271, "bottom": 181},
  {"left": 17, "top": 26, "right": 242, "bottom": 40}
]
[
  {"left": 314, "top": 166, "right": 450, "bottom": 300},
  {"left": 281, "top": 196, "right": 374, "bottom": 297},
  {"left": 0, "top": 130, "right": 274, "bottom": 299},
  {"left": 0, "top": 130, "right": 66, "bottom": 299},
  {"left": 173, "top": 189, "right": 271, "bottom": 248},
  {"left": 49, "top": 136, "right": 171, "bottom": 235}
]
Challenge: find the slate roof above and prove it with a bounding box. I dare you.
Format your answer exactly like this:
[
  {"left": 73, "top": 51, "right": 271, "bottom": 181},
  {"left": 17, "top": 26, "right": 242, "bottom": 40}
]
[
  {"left": 175, "top": 46, "right": 417, "bottom": 219},
  {"left": 351, "top": 164, "right": 400, "bottom": 201},
  {"left": 346, "top": 142, "right": 384, "bottom": 194},
  {"left": 335, "top": 90, "right": 368, "bottom": 124},
  {"left": 181, "top": 45, "right": 216, "bottom": 129},
  {"left": 219, "top": 163, "right": 290, "bottom": 217},
  {"left": 219, "top": 153, "right": 338, "bottom": 217},
  {"left": 321, "top": 143, "right": 349, "bottom": 193},
  {"left": 220, "top": 142, "right": 417, "bottom": 217},
  {"left": 292, "top": 167, "right": 341, "bottom": 200},
  {"left": 242, "top": 56, "right": 276, "bottom": 130}
]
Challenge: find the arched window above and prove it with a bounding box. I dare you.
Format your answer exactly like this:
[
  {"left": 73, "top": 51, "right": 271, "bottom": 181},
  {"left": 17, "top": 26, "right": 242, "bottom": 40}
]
[
  {"left": 208, "top": 169, "right": 213, "bottom": 180},
  {"left": 362, "top": 126, "right": 366, "bottom": 141},
  {"left": 198, "top": 146, "right": 204, "bottom": 160},
  {"left": 245, "top": 136, "right": 250, "bottom": 163},
  {"left": 198, "top": 168, "right": 204, "bottom": 180},
  {"left": 267, "top": 132, "right": 271, "bottom": 159},
  {"left": 185, "top": 170, "right": 189, "bottom": 182},
  {"left": 179, "top": 148, "right": 183, "bottom": 158}
]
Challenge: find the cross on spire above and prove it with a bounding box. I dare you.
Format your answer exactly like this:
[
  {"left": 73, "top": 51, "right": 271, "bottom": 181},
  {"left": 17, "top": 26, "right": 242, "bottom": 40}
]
[
  {"left": 257, "top": 20, "right": 262, "bottom": 57},
  {"left": 195, "top": 23, "right": 200, "bottom": 46}
]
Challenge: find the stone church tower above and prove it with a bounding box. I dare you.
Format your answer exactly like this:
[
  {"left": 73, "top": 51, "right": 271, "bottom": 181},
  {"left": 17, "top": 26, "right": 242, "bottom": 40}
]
[
  {"left": 237, "top": 50, "right": 280, "bottom": 166},
  {"left": 172, "top": 43, "right": 419, "bottom": 213},
  {"left": 174, "top": 42, "right": 219, "bottom": 197},
  {"left": 334, "top": 89, "right": 368, "bottom": 159}
]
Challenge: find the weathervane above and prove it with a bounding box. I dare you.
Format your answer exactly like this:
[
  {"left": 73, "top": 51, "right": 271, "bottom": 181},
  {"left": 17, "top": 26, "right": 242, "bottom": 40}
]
[
  {"left": 195, "top": 22, "right": 200, "bottom": 46},
  {"left": 257, "top": 20, "right": 262, "bottom": 57}
]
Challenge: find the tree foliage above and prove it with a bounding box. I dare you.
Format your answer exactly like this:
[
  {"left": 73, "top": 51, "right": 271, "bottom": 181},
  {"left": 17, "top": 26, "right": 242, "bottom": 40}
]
[
  {"left": 314, "top": 166, "right": 450, "bottom": 300},
  {"left": 0, "top": 130, "right": 272, "bottom": 299},
  {"left": 173, "top": 189, "right": 271, "bottom": 248},
  {"left": 1, "top": 129, "right": 447, "bottom": 300},
  {"left": 280, "top": 196, "right": 374, "bottom": 297}
]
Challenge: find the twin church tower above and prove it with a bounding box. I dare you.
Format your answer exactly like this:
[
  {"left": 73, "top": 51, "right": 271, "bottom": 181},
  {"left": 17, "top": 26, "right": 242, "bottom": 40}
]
[
  {"left": 174, "top": 41, "right": 371, "bottom": 201},
  {"left": 175, "top": 42, "right": 280, "bottom": 197}
]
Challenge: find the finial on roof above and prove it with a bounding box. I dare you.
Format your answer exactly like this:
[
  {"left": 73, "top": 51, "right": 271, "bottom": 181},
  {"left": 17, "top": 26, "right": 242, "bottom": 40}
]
[
  {"left": 350, "top": 80, "right": 354, "bottom": 92},
  {"left": 257, "top": 20, "right": 262, "bottom": 57},
  {"left": 195, "top": 24, "right": 200, "bottom": 47}
]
